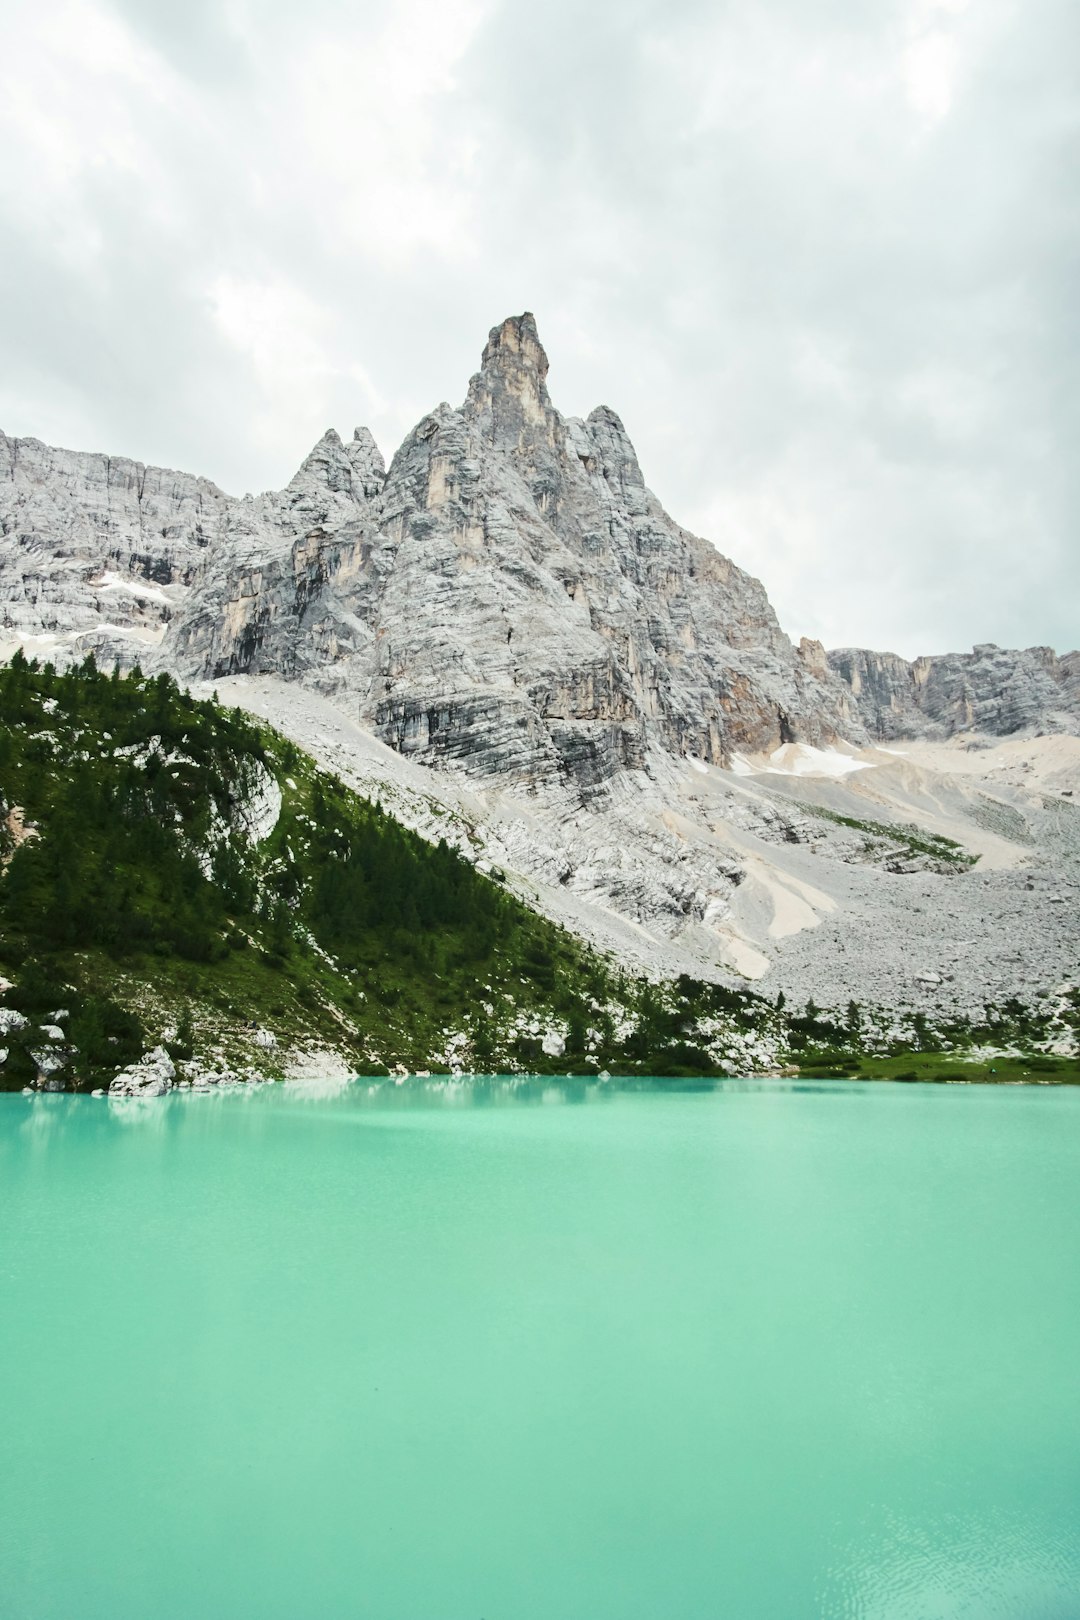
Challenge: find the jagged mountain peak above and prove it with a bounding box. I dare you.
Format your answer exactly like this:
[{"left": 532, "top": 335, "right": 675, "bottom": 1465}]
[
  {"left": 1, "top": 313, "right": 868, "bottom": 793},
  {"left": 160, "top": 312, "right": 867, "bottom": 788},
  {"left": 580, "top": 403, "right": 646, "bottom": 492},
  {"left": 287, "top": 425, "right": 386, "bottom": 501},
  {"left": 480, "top": 311, "right": 549, "bottom": 383},
  {"left": 466, "top": 311, "right": 555, "bottom": 446}
]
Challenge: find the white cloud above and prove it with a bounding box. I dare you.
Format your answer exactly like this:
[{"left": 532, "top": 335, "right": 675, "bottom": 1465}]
[
  {"left": 208, "top": 272, "right": 385, "bottom": 469},
  {"left": 0, "top": 0, "right": 185, "bottom": 258}
]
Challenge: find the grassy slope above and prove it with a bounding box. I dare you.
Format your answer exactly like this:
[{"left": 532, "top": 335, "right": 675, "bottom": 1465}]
[
  {"left": 788, "top": 995, "right": 1080, "bottom": 1083},
  {"left": 798, "top": 803, "right": 979, "bottom": 869}
]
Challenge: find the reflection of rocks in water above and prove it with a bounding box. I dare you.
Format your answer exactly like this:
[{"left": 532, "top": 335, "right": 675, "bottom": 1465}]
[
  {"left": 348, "top": 1073, "right": 722, "bottom": 1110},
  {"left": 283, "top": 1073, "right": 352, "bottom": 1101},
  {"left": 107, "top": 1094, "right": 173, "bottom": 1129},
  {"left": 17, "top": 1094, "right": 71, "bottom": 1137}
]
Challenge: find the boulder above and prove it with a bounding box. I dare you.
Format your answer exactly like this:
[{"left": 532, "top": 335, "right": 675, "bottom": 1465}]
[{"left": 108, "top": 1045, "right": 176, "bottom": 1098}]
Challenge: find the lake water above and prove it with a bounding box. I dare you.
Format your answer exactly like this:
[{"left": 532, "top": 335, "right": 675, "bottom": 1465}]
[{"left": 2, "top": 1078, "right": 1079, "bottom": 1619}]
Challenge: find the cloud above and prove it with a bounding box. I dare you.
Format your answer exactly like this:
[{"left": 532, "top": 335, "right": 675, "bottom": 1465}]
[{"left": 0, "top": 0, "right": 1076, "bottom": 657}]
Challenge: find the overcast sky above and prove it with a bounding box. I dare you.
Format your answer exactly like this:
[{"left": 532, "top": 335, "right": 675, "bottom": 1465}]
[{"left": 1, "top": 0, "right": 1076, "bottom": 657}]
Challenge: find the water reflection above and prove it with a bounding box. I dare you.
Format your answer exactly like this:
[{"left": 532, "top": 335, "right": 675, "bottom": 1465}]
[
  {"left": 288, "top": 1072, "right": 726, "bottom": 1110},
  {"left": 279, "top": 1071, "right": 885, "bottom": 1110},
  {"left": 4, "top": 1073, "right": 1068, "bottom": 1137}
]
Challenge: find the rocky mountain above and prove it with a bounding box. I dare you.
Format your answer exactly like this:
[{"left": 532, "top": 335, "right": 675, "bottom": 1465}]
[
  {"left": 2, "top": 314, "right": 1077, "bottom": 1032},
  {"left": 168, "top": 314, "right": 864, "bottom": 793},
  {"left": 830, "top": 644, "right": 1080, "bottom": 740},
  {"left": 0, "top": 429, "right": 228, "bottom": 660},
  {"left": 6, "top": 313, "right": 1075, "bottom": 785},
  {"left": 3, "top": 659, "right": 1076, "bottom": 1093},
  {"left": 3, "top": 316, "right": 868, "bottom": 796}
]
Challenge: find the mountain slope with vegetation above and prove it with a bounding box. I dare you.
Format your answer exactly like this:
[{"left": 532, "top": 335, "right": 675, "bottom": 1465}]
[
  {"left": 0, "top": 656, "right": 788, "bottom": 1090},
  {"left": 0, "top": 656, "right": 1075, "bottom": 1093}
]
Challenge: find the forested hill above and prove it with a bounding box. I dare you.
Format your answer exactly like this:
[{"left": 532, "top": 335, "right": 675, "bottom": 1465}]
[
  {"left": 0, "top": 655, "right": 783, "bottom": 1090},
  {"left": 0, "top": 653, "right": 507, "bottom": 972}
]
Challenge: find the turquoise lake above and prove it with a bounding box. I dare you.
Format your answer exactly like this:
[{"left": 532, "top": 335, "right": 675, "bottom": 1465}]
[{"left": 2, "top": 1078, "right": 1079, "bottom": 1619}]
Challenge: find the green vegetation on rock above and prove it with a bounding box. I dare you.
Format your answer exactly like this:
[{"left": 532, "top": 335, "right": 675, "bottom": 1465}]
[{"left": 803, "top": 804, "right": 979, "bottom": 869}]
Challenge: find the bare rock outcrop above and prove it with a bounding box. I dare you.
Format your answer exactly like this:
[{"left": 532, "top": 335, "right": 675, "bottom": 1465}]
[
  {"left": 0, "top": 431, "right": 229, "bottom": 661},
  {"left": 830, "top": 644, "right": 1080, "bottom": 740},
  {"left": 108, "top": 1045, "right": 176, "bottom": 1098},
  {"left": 169, "top": 313, "right": 864, "bottom": 793}
]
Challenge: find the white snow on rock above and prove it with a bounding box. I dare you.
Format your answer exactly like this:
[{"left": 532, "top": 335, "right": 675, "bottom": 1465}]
[
  {"left": 94, "top": 570, "right": 174, "bottom": 608},
  {"left": 765, "top": 744, "right": 872, "bottom": 779},
  {"left": 726, "top": 744, "right": 871, "bottom": 779}
]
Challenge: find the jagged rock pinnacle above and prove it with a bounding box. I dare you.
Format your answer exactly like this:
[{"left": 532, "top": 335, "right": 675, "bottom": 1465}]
[
  {"left": 480, "top": 312, "right": 550, "bottom": 384},
  {"left": 466, "top": 312, "right": 554, "bottom": 441}
]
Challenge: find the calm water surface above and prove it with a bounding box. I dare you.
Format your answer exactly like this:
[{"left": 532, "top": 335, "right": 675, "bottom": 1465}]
[{"left": 2, "top": 1078, "right": 1079, "bottom": 1619}]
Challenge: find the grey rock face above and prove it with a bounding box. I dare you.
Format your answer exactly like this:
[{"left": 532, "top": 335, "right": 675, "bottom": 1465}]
[
  {"left": 0, "top": 430, "right": 229, "bottom": 663},
  {"left": 171, "top": 426, "right": 386, "bottom": 685},
  {"left": 108, "top": 1045, "right": 176, "bottom": 1097},
  {"left": 169, "top": 314, "right": 864, "bottom": 792},
  {"left": 5, "top": 312, "right": 1075, "bottom": 804},
  {"left": 830, "top": 644, "right": 1080, "bottom": 740}
]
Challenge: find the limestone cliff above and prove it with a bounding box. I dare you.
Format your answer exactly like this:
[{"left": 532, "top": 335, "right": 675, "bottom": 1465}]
[
  {"left": 830, "top": 643, "right": 1080, "bottom": 740},
  {"left": 6, "top": 313, "right": 1075, "bottom": 800},
  {"left": 0, "top": 430, "right": 230, "bottom": 660},
  {"left": 169, "top": 313, "right": 863, "bottom": 791}
]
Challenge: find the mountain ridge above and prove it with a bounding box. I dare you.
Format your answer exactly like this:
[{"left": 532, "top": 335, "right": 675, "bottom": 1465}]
[
  {"left": 2, "top": 315, "right": 1077, "bottom": 1022},
  {"left": 830, "top": 643, "right": 1080, "bottom": 741},
  {"left": 167, "top": 311, "right": 866, "bottom": 794},
  {"left": 3, "top": 316, "right": 1075, "bottom": 768}
]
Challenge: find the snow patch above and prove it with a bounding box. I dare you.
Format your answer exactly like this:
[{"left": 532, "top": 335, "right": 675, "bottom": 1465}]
[
  {"left": 94, "top": 570, "right": 173, "bottom": 608},
  {"left": 765, "top": 743, "right": 871, "bottom": 779},
  {"left": 726, "top": 745, "right": 869, "bottom": 779}
]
